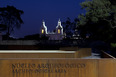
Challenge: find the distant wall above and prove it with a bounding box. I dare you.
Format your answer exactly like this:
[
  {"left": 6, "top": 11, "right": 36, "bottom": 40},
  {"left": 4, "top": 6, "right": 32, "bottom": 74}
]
[
  {"left": 0, "top": 32, "right": 2, "bottom": 41},
  {"left": 0, "top": 40, "right": 37, "bottom": 45}
]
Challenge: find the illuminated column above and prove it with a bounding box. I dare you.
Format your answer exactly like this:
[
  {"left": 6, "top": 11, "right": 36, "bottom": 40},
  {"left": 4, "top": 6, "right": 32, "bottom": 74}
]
[
  {"left": 56, "top": 19, "right": 63, "bottom": 35},
  {"left": 41, "top": 20, "right": 47, "bottom": 34}
]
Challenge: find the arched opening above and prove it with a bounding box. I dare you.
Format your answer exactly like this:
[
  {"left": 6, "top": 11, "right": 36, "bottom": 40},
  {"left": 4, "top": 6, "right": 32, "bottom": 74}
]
[
  {"left": 42, "top": 29, "right": 44, "bottom": 34},
  {"left": 58, "top": 29, "right": 60, "bottom": 34}
]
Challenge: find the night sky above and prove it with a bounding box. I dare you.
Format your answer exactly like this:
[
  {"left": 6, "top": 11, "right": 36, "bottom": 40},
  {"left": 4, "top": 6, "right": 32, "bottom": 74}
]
[{"left": 0, "top": 0, "right": 85, "bottom": 38}]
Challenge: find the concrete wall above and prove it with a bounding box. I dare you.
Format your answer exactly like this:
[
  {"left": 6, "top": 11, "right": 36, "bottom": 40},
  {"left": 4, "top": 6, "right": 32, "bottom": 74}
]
[
  {"left": 75, "top": 48, "right": 91, "bottom": 58},
  {"left": 0, "top": 48, "right": 91, "bottom": 58},
  {"left": 0, "top": 52, "right": 75, "bottom": 58}
]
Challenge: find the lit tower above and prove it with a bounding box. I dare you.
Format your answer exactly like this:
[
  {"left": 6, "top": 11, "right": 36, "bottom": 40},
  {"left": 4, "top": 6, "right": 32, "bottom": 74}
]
[
  {"left": 40, "top": 20, "right": 47, "bottom": 34},
  {"left": 56, "top": 19, "right": 63, "bottom": 35}
]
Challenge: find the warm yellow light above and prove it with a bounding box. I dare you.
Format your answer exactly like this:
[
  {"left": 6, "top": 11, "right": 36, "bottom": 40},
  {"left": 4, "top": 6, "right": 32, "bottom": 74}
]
[
  {"left": 42, "top": 29, "right": 44, "bottom": 34},
  {"left": 58, "top": 29, "right": 60, "bottom": 34}
]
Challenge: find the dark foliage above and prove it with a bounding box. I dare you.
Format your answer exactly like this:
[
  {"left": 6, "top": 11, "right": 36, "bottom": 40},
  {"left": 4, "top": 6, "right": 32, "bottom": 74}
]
[{"left": 0, "top": 5, "right": 24, "bottom": 37}]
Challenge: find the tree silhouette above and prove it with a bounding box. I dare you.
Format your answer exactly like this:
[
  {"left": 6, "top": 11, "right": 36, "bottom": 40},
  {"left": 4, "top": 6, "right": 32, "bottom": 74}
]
[
  {"left": 109, "top": 0, "right": 116, "bottom": 5},
  {"left": 78, "top": 0, "right": 116, "bottom": 42},
  {"left": 0, "top": 5, "right": 24, "bottom": 38},
  {"left": 62, "top": 17, "right": 74, "bottom": 39},
  {"left": 0, "top": 24, "right": 7, "bottom": 31}
]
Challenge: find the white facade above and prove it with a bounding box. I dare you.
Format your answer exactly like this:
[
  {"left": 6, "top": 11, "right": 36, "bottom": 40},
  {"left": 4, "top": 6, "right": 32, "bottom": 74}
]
[{"left": 40, "top": 19, "right": 64, "bottom": 40}]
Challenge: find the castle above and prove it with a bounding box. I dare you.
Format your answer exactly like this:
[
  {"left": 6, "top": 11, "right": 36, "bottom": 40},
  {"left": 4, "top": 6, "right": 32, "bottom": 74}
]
[{"left": 40, "top": 19, "right": 64, "bottom": 40}]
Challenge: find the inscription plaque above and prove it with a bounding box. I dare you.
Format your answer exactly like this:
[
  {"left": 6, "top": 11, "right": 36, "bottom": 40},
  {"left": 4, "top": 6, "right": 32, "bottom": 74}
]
[
  {"left": 12, "top": 63, "right": 86, "bottom": 74},
  {"left": 0, "top": 59, "right": 116, "bottom": 77}
]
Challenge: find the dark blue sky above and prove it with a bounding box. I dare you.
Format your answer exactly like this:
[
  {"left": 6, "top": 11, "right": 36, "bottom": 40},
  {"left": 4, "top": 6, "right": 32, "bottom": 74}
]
[{"left": 0, "top": 0, "right": 85, "bottom": 38}]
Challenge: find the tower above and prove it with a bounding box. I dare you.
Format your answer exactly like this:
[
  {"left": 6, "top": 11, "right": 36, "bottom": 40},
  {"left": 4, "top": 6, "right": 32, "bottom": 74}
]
[
  {"left": 40, "top": 20, "right": 47, "bottom": 34},
  {"left": 56, "top": 19, "right": 63, "bottom": 35}
]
